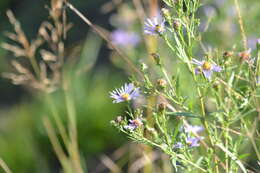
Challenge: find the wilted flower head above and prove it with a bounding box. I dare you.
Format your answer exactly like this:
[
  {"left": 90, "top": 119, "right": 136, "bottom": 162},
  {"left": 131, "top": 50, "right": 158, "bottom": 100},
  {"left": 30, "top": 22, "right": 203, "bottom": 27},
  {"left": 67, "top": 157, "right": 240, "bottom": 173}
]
[
  {"left": 151, "top": 53, "right": 161, "bottom": 65},
  {"left": 184, "top": 124, "right": 204, "bottom": 134},
  {"left": 238, "top": 48, "right": 256, "bottom": 66},
  {"left": 223, "top": 51, "right": 233, "bottom": 59},
  {"left": 158, "top": 102, "right": 167, "bottom": 112},
  {"left": 144, "top": 16, "right": 165, "bottom": 35},
  {"left": 115, "top": 116, "right": 123, "bottom": 123},
  {"left": 238, "top": 48, "right": 251, "bottom": 61},
  {"left": 111, "top": 29, "right": 140, "bottom": 47},
  {"left": 186, "top": 137, "right": 204, "bottom": 147},
  {"left": 192, "top": 58, "right": 222, "bottom": 80},
  {"left": 124, "top": 118, "right": 143, "bottom": 131},
  {"left": 173, "top": 19, "right": 181, "bottom": 30},
  {"left": 157, "top": 78, "right": 167, "bottom": 88},
  {"left": 110, "top": 83, "right": 140, "bottom": 103}
]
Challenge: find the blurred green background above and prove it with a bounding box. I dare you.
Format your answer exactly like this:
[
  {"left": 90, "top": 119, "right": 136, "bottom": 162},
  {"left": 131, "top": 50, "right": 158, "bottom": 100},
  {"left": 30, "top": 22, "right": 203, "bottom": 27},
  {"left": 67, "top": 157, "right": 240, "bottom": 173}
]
[
  {"left": 0, "top": 0, "right": 260, "bottom": 172},
  {"left": 0, "top": 0, "right": 128, "bottom": 172}
]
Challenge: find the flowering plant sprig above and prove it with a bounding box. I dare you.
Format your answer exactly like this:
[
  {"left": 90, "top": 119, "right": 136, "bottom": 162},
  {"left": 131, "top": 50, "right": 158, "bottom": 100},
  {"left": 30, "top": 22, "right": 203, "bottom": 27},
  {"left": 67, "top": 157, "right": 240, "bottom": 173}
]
[{"left": 110, "top": 0, "right": 260, "bottom": 172}]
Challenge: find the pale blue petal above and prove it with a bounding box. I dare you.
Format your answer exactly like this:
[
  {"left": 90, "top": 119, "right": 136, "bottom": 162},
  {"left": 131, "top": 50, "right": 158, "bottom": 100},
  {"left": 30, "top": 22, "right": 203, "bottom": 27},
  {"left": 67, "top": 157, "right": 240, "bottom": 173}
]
[{"left": 203, "top": 70, "right": 212, "bottom": 80}]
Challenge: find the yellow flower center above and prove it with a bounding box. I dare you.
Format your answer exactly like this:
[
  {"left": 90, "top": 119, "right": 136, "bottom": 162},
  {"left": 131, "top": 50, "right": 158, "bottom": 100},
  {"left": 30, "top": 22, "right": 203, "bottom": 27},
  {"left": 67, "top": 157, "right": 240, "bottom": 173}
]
[
  {"left": 202, "top": 62, "right": 212, "bottom": 70},
  {"left": 155, "top": 25, "right": 163, "bottom": 33},
  {"left": 121, "top": 93, "right": 130, "bottom": 101},
  {"left": 187, "top": 141, "right": 192, "bottom": 145}
]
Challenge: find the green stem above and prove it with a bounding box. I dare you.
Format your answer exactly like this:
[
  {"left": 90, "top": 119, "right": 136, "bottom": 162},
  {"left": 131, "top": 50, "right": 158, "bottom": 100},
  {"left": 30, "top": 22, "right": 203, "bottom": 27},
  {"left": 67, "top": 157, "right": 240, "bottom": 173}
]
[
  {"left": 160, "top": 65, "right": 176, "bottom": 96},
  {"left": 45, "top": 94, "right": 69, "bottom": 149}
]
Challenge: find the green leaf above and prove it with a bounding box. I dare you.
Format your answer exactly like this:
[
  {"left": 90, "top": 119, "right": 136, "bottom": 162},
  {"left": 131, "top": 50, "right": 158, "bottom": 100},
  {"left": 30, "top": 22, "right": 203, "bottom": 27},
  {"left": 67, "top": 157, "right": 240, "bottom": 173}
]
[
  {"left": 76, "top": 31, "right": 102, "bottom": 74},
  {"left": 170, "top": 156, "right": 178, "bottom": 172},
  {"left": 238, "top": 153, "right": 250, "bottom": 160},
  {"left": 162, "top": 0, "right": 173, "bottom": 7}
]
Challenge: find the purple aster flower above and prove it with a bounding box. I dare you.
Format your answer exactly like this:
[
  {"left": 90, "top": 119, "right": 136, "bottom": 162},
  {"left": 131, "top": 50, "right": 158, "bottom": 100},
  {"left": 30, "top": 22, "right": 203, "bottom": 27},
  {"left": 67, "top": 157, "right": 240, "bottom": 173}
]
[
  {"left": 124, "top": 118, "right": 143, "bottom": 131},
  {"left": 111, "top": 29, "right": 140, "bottom": 47},
  {"left": 184, "top": 124, "right": 204, "bottom": 134},
  {"left": 110, "top": 83, "right": 140, "bottom": 103},
  {"left": 192, "top": 59, "right": 222, "bottom": 80},
  {"left": 186, "top": 137, "right": 204, "bottom": 147},
  {"left": 257, "top": 77, "right": 260, "bottom": 84},
  {"left": 144, "top": 16, "right": 165, "bottom": 35}
]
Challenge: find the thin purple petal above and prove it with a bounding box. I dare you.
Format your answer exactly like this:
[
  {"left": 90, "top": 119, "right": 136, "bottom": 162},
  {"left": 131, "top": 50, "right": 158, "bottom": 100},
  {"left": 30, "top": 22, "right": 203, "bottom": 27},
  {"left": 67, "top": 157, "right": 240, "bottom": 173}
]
[
  {"left": 173, "top": 142, "right": 183, "bottom": 149},
  {"left": 212, "top": 65, "right": 222, "bottom": 72},
  {"left": 202, "top": 70, "right": 213, "bottom": 79},
  {"left": 144, "top": 16, "right": 165, "bottom": 35},
  {"left": 110, "top": 83, "right": 140, "bottom": 103},
  {"left": 185, "top": 125, "right": 204, "bottom": 133},
  {"left": 124, "top": 124, "right": 136, "bottom": 131},
  {"left": 191, "top": 59, "right": 204, "bottom": 66},
  {"left": 186, "top": 137, "right": 204, "bottom": 147},
  {"left": 195, "top": 68, "right": 201, "bottom": 75}
]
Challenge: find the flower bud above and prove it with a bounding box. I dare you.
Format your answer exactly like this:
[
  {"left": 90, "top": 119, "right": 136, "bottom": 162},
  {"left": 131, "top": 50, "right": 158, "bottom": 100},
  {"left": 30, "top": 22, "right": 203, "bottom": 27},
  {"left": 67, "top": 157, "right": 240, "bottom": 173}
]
[
  {"left": 238, "top": 49, "right": 251, "bottom": 61},
  {"left": 157, "top": 79, "right": 167, "bottom": 88},
  {"left": 213, "top": 81, "right": 220, "bottom": 90},
  {"left": 140, "top": 63, "right": 148, "bottom": 71},
  {"left": 115, "top": 116, "right": 123, "bottom": 123},
  {"left": 223, "top": 51, "right": 233, "bottom": 59},
  {"left": 173, "top": 19, "right": 181, "bottom": 30},
  {"left": 158, "top": 102, "right": 167, "bottom": 112},
  {"left": 162, "top": 8, "right": 171, "bottom": 19},
  {"left": 151, "top": 53, "right": 161, "bottom": 66}
]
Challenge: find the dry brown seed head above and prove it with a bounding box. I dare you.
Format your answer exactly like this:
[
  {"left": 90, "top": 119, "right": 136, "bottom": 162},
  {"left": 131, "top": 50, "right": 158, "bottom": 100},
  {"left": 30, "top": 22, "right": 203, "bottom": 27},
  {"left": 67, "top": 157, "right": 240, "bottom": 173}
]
[
  {"left": 223, "top": 51, "right": 233, "bottom": 58},
  {"left": 173, "top": 19, "right": 181, "bottom": 30},
  {"left": 158, "top": 102, "right": 167, "bottom": 112},
  {"left": 238, "top": 50, "right": 251, "bottom": 61},
  {"left": 132, "top": 119, "right": 143, "bottom": 126},
  {"left": 115, "top": 116, "right": 123, "bottom": 123}
]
